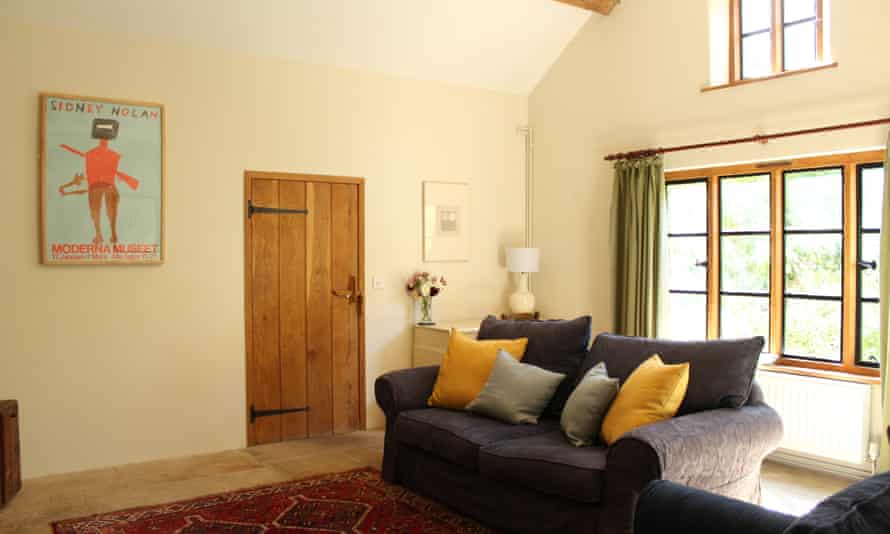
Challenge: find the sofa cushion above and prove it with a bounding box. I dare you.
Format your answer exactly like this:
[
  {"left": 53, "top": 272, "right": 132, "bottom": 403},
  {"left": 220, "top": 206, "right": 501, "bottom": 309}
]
[
  {"left": 477, "top": 316, "right": 592, "bottom": 415},
  {"left": 479, "top": 431, "right": 607, "bottom": 503},
  {"left": 600, "top": 355, "right": 689, "bottom": 445},
  {"left": 784, "top": 472, "right": 890, "bottom": 534},
  {"left": 428, "top": 331, "right": 528, "bottom": 410},
  {"left": 561, "top": 362, "right": 619, "bottom": 447},
  {"left": 394, "top": 408, "right": 559, "bottom": 471},
  {"left": 467, "top": 349, "right": 566, "bottom": 424},
  {"left": 582, "top": 334, "right": 763, "bottom": 415}
]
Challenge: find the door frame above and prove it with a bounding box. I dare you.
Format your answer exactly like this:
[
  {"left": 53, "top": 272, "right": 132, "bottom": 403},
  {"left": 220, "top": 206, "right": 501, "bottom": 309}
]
[{"left": 243, "top": 170, "right": 366, "bottom": 446}]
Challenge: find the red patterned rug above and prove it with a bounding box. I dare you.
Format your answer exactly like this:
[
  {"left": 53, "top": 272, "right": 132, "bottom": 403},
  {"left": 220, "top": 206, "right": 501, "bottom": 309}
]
[{"left": 52, "top": 467, "right": 493, "bottom": 533}]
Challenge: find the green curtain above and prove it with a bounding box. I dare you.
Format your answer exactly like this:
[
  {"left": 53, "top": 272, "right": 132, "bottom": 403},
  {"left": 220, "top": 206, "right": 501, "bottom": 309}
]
[
  {"left": 613, "top": 156, "right": 666, "bottom": 338},
  {"left": 880, "top": 132, "right": 890, "bottom": 472}
]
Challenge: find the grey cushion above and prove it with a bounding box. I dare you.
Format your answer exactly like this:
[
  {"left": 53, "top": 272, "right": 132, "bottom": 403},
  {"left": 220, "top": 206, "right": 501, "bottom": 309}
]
[
  {"left": 394, "top": 408, "right": 559, "bottom": 471},
  {"left": 467, "top": 349, "right": 566, "bottom": 424},
  {"left": 479, "top": 431, "right": 607, "bottom": 503},
  {"left": 477, "top": 315, "right": 592, "bottom": 415},
  {"left": 783, "top": 472, "right": 890, "bottom": 534},
  {"left": 582, "top": 334, "right": 763, "bottom": 415},
  {"left": 560, "top": 362, "right": 619, "bottom": 446}
]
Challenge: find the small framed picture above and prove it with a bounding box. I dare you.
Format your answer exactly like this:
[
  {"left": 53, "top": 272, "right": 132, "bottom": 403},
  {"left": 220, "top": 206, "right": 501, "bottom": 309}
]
[
  {"left": 423, "top": 181, "right": 469, "bottom": 262},
  {"left": 40, "top": 93, "right": 165, "bottom": 265}
]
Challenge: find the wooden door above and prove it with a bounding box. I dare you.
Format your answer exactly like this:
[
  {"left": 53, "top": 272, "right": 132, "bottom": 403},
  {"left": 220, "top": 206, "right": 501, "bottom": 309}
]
[{"left": 245, "top": 172, "right": 364, "bottom": 446}]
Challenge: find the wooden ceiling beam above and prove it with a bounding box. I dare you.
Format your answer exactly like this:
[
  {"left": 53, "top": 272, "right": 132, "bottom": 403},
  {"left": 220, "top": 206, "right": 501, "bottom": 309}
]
[{"left": 553, "top": 0, "right": 619, "bottom": 15}]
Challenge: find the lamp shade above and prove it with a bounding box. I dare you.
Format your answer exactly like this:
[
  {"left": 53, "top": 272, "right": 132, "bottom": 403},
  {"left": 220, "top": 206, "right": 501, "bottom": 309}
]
[{"left": 506, "top": 247, "right": 540, "bottom": 273}]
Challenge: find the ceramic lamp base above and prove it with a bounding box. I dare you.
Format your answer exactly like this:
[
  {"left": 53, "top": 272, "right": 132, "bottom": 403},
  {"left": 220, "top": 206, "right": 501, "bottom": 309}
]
[
  {"left": 509, "top": 290, "right": 536, "bottom": 315},
  {"left": 509, "top": 272, "right": 536, "bottom": 314}
]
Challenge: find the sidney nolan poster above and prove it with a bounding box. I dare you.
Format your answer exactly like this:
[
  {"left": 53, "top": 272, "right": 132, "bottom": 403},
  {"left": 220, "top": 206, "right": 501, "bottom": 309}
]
[{"left": 40, "top": 93, "right": 164, "bottom": 264}]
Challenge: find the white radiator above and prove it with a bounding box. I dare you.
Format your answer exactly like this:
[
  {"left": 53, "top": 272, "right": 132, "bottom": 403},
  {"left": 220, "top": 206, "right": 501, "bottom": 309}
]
[{"left": 757, "top": 371, "right": 873, "bottom": 468}]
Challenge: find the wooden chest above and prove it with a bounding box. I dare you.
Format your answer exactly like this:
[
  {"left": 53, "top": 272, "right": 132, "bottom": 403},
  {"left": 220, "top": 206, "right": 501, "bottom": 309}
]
[{"left": 0, "top": 400, "right": 21, "bottom": 507}]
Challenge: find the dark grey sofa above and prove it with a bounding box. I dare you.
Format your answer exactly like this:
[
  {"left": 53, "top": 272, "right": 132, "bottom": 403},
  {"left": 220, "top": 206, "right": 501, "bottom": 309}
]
[
  {"left": 635, "top": 472, "right": 890, "bottom": 534},
  {"left": 375, "top": 318, "right": 784, "bottom": 534}
]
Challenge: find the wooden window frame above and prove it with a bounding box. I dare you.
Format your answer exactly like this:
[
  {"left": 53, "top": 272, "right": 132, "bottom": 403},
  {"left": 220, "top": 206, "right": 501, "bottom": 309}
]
[
  {"left": 666, "top": 150, "right": 884, "bottom": 379},
  {"left": 665, "top": 178, "right": 711, "bottom": 340},
  {"left": 730, "top": 0, "right": 825, "bottom": 83}
]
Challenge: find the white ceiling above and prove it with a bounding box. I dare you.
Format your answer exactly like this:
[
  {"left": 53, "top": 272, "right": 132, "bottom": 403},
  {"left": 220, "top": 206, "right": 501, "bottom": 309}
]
[{"left": 1, "top": 0, "right": 593, "bottom": 94}]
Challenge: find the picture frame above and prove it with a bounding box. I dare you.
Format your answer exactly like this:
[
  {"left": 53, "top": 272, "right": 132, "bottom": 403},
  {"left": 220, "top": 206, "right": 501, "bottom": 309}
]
[
  {"left": 40, "top": 93, "right": 165, "bottom": 265},
  {"left": 423, "top": 181, "right": 470, "bottom": 262}
]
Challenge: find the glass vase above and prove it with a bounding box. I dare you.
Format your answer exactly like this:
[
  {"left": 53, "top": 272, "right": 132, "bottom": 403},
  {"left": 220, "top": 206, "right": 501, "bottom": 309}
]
[{"left": 417, "top": 296, "right": 435, "bottom": 325}]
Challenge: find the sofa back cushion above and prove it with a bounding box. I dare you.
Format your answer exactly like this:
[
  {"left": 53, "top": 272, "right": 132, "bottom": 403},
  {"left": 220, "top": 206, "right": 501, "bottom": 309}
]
[
  {"left": 583, "top": 334, "right": 763, "bottom": 415},
  {"left": 477, "top": 315, "right": 592, "bottom": 415}
]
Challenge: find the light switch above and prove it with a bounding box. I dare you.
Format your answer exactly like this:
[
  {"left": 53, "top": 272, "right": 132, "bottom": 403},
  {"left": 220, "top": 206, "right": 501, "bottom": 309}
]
[{"left": 372, "top": 277, "right": 385, "bottom": 289}]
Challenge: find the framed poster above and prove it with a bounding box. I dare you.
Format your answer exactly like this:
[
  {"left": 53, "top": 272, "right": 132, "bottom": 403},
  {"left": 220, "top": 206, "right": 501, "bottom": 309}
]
[
  {"left": 423, "top": 181, "right": 470, "bottom": 262},
  {"left": 40, "top": 93, "right": 165, "bottom": 265}
]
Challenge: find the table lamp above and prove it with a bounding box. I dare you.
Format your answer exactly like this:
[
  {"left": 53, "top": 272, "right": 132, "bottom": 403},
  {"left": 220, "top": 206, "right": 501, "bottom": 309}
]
[{"left": 506, "top": 247, "right": 539, "bottom": 315}]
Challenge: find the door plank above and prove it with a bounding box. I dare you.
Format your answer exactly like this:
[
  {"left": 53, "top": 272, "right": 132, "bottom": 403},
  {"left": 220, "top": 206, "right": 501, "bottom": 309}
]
[
  {"left": 279, "top": 181, "right": 308, "bottom": 440},
  {"left": 306, "top": 183, "right": 334, "bottom": 436},
  {"left": 331, "top": 184, "right": 360, "bottom": 434},
  {"left": 249, "top": 179, "right": 282, "bottom": 444}
]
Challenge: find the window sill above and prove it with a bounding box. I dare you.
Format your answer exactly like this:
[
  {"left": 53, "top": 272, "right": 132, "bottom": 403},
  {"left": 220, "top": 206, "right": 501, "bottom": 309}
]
[
  {"left": 701, "top": 62, "right": 839, "bottom": 93},
  {"left": 758, "top": 362, "right": 879, "bottom": 385}
]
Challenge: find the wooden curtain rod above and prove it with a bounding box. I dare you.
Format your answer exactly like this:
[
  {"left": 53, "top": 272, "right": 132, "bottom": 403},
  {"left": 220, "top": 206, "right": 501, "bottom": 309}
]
[{"left": 603, "top": 117, "right": 890, "bottom": 161}]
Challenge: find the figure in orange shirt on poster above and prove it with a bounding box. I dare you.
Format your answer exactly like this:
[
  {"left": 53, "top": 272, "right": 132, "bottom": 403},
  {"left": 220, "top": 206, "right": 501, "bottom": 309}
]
[{"left": 57, "top": 118, "right": 139, "bottom": 245}]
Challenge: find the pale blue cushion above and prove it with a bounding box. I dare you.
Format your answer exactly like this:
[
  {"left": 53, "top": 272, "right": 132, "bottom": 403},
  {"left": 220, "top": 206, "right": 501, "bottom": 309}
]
[
  {"left": 560, "top": 362, "right": 619, "bottom": 447},
  {"left": 467, "top": 349, "right": 566, "bottom": 424}
]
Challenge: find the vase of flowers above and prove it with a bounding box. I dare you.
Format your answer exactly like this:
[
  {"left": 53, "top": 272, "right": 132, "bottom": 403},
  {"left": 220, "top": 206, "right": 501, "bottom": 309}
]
[{"left": 406, "top": 272, "right": 446, "bottom": 325}]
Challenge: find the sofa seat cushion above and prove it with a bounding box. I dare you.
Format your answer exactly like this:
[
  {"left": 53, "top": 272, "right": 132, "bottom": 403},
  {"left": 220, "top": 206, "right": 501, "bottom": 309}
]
[
  {"left": 394, "top": 408, "right": 559, "bottom": 471},
  {"left": 479, "top": 431, "right": 607, "bottom": 503}
]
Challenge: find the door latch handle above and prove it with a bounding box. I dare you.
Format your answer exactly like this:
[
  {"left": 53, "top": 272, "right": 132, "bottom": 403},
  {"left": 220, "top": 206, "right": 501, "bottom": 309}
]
[
  {"left": 332, "top": 275, "right": 358, "bottom": 304},
  {"left": 331, "top": 289, "right": 354, "bottom": 303}
]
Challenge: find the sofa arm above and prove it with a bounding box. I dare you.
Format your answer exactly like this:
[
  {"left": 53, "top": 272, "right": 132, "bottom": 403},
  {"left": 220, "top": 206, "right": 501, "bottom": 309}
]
[
  {"left": 616, "top": 403, "right": 783, "bottom": 488},
  {"left": 374, "top": 366, "right": 439, "bottom": 483},
  {"left": 374, "top": 366, "right": 439, "bottom": 420},
  {"left": 600, "top": 404, "right": 782, "bottom": 534},
  {"left": 634, "top": 480, "right": 796, "bottom": 534}
]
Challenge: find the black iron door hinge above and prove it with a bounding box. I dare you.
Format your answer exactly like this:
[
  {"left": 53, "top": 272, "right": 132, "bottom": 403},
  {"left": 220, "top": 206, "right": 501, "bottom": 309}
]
[
  {"left": 247, "top": 200, "right": 309, "bottom": 219},
  {"left": 250, "top": 404, "right": 310, "bottom": 424}
]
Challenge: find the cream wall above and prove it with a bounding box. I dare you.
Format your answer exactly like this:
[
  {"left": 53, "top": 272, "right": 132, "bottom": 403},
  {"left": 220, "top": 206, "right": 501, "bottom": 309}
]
[
  {"left": 0, "top": 16, "right": 527, "bottom": 478},
  {"left": 529, "top": 0, "right": 890, "bottom": 332}
]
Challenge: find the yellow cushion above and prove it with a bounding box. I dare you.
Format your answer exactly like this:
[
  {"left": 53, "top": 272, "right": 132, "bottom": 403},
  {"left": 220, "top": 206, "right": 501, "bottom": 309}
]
[
  {"left": 427, "top": 330, "right": 528, "bottom": 409},
  {"left": 600, "top": 354, "right": 689, "bottom": 445}
]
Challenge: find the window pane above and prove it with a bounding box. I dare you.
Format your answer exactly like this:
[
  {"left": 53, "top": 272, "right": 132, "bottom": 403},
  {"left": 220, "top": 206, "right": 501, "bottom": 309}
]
[
  {"left": 785, "top": 168, "right": 843, "bottom": 230},
  {"left": 785, "top": 234, "right": 842, "bottom": 296},
  {"left": 860, "top": 233, "right": 880, "bottom": 300},
  {"left": 859, "top": 301, "right": 880, "bottom": 366},
  {"left": 861, "top": 166, "right": 885, "bottom": 230},
  {"left": 666, "top": 293, "right": 707, "bottom": 341},
  {"left": 721, "top": 295, "right": 769, "bottom": 345},
  {"left": 722, "top": 174, "right": 770, "bottom": 231},
  {"left": 784, "top": 20, "right": 818, "bottom": 71},
  {"left": 668, "top": 181, "right": 707, "bottom": 234},
  {"left": 784, "top": 298, "right": 841, "bottom": 361},
  {"left": 783, "top": 0, "right": 817, "bottom": 23},
  {"left": 741, "top": 0, "right": 772, "bottom": 33},
  {"left": 669, "top": 237, "right": 707, "bottom": 291},
  {"left": 742, "top": 32, "right": 773, "bottom": 79},
  {"left": 722, "top": 235, "right": 770, "bottom": 292}
]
